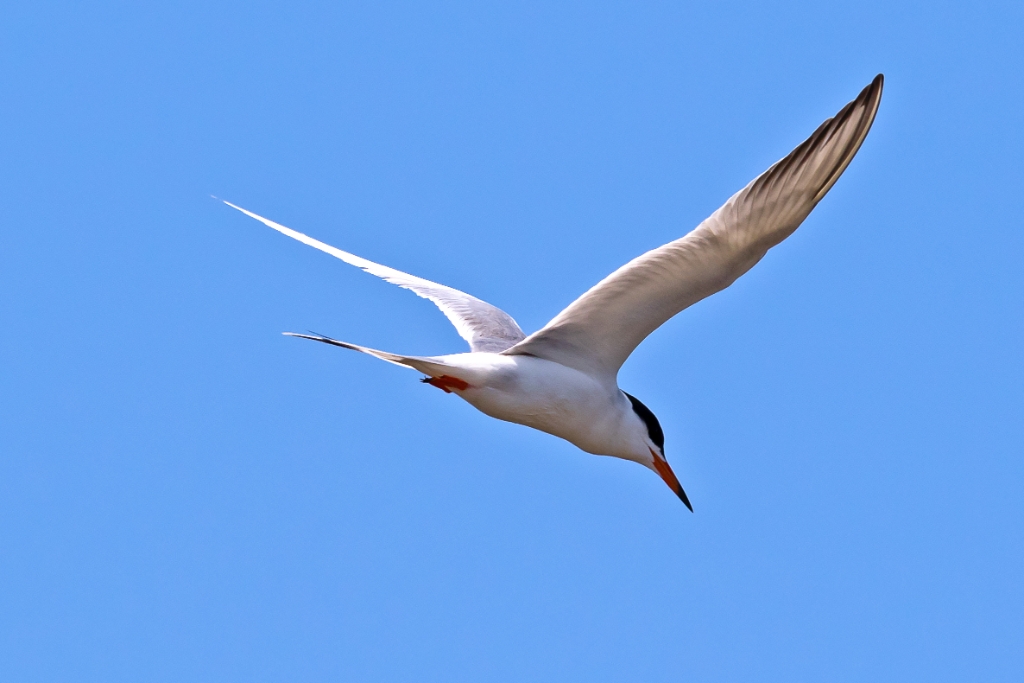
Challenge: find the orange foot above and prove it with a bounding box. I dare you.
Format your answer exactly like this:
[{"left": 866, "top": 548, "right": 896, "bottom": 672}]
[{"left": 421, "top": 375, "right": 471, "bottom": 393}]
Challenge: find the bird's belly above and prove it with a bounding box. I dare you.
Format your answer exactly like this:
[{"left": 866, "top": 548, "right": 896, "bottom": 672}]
[{"left": 457, "top": 357, "right": 624, "bottom": 456}]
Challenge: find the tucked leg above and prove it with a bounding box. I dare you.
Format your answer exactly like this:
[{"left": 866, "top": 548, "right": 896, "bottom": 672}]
[{"left": 421, "top": 375, "right": 471, "bottom": 393}]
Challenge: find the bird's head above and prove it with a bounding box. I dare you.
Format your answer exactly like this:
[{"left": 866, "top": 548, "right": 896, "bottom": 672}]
[{"left": 623, "top": 392, "right": 693, "bottom": 511}]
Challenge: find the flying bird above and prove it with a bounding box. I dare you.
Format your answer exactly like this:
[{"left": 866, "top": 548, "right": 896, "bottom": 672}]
[{"left": 226, "top": 75, "right": 883, "bottom": 510}]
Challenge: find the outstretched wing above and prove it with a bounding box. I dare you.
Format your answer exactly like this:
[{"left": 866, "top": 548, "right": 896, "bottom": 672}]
[
  {"left": 505, "top": 75, "right": 883, "bottom": 378},
  {"left": 225, "top": 202, "right": 526, "bottom": 353}
]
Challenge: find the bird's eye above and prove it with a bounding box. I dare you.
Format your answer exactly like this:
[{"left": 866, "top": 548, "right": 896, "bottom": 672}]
[{"left": 624, "top": 392, "right": 664, "bottom": 451}]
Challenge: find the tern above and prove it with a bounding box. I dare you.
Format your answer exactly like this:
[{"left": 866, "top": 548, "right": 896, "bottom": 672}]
[{"left": 226, "top": 75, "right": 883, "bottom": 510}]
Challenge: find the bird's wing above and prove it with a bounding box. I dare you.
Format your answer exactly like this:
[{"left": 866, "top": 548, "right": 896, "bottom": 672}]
[
  {"left": 225, "top": 202, "right": 526, "bottom": 353},
  {"left": 505, "top": 74, "right": 883, "bottom": 378}
]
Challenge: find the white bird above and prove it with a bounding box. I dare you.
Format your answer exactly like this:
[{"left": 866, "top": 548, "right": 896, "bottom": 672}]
[{"left": 226, "top": 75, "right": 883, "bottom": 510}]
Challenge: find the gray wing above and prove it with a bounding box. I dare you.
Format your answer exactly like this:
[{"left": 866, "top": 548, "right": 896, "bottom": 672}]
[
  {"left": 225, "top": 202, "right": 526, "bottom": 353},
  {"left": 506, "top": 75, "right": 883, "bottom": 377}
]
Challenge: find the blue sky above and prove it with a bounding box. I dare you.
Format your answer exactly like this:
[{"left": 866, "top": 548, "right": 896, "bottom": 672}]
[{"left": 1, "top": 1, "right": 1021, "bottom": 681}]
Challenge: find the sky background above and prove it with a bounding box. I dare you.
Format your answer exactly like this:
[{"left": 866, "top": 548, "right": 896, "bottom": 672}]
[{"left": 1, "top": 1, "right": 1022, "bottom": 681}]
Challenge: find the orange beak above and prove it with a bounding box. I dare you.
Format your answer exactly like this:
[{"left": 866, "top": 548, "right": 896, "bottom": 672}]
[{"left": 650, "top": 448, "right": 693, "bottom": 512}]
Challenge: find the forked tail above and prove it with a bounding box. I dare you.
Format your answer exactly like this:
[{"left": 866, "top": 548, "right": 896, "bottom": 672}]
[{"left": 283, "top": 332, "right": 458, "bottom": 378}]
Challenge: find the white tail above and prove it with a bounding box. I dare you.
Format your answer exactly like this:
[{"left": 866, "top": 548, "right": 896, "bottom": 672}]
[{"left": 283, "top": 332, "right": 459, "bottom": 378}]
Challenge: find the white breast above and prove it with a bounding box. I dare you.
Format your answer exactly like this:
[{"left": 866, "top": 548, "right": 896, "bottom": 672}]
[{"left": 433, "top": 352, "right": 642, "bottom": 460}]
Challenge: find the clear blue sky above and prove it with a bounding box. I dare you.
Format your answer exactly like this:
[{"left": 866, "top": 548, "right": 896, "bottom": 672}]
[{"left": 2, "top": 2, "right": 1021, "bottom": 681}]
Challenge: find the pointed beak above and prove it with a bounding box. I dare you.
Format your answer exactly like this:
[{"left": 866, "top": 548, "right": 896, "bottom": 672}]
[{"left": 650, "top": 449, "right": 693, "bottom": 512}]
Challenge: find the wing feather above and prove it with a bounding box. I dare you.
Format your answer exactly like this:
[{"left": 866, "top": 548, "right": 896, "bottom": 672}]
[
  {"left": 505, "top": 75, "right": 883, "bottom": 377},
  {"left": 225, "top": 202, "right": 526, "bottom": 353}
]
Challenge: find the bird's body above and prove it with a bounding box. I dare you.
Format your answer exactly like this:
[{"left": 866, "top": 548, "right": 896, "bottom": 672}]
[
  {"left": 428, "top": 352, "right": 644, "bottom": 463},
  {"left": 225, "top": 75, "right": 884, "bottom": 509}
]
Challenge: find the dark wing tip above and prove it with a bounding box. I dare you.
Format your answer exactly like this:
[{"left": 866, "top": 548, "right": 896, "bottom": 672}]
[
  {"left": 749, "top": 73, "right": 884, "bottom": 210},
  {"left": 812, "top": 73, "right": 884, "bottom": 198},
  {"left": 849, "top": 73, "right": 884, "bottom": 111}
]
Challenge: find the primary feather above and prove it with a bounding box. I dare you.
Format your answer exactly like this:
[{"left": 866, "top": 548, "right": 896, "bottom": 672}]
[
  {"left": 223, "top": 201, "right": 526, "bottom": 353},
  {"left": 505, "top": 75, "right": 883, "bottom": 378}
]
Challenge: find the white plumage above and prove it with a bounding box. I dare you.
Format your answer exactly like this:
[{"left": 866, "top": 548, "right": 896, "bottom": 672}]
[{"left": 226, "top": 75, "right": 884, "bottom": 509}]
